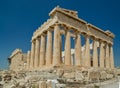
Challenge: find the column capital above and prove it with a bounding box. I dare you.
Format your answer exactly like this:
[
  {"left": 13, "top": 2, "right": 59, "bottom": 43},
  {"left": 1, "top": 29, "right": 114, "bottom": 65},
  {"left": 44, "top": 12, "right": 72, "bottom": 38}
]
[
  {"left": 54, "top": 23, "right": 61, "bottom": 27},
  {"left": 74, "top": 33, "right": 81, "bottom": 40},
  {"left": 74, "top": 30, "right": 81, "bottom": 35},
  {"left": 99, "top": 39, "right": 104, "bottom": 43},
  {"left": 36, "top": 37, "right": 40, "bottom": 40},
  {"left": 108, "top": 42, "right": 113, "bottom": 46},
  {"left": 92, "top": 37, "right": 98, "bottom": 41},
  {"left": 40, "top": 33, "right": 46, "bottom": 37},
  {"left": 47, "top": 28, "right": 53, "bottom": 31},
  {"left": 84, "top": 34, "right": 90, "bottom": 38}
]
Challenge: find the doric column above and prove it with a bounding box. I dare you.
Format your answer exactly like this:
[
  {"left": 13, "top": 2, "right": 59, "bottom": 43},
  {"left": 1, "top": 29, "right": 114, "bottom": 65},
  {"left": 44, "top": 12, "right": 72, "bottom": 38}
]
[
  {"left": 53, "top": 24, "right": 61, "bottom": 66},
  {"left": 34, "top": 38, "right": 40, "bottom": 68},
  {"left": 109, "top": 44, "right": 114, "bottom": 69},
  {"left": 93, "top": 38, "right": 98, "bottom": 68},
  {"left": 39, "top": 34, "right": 46, "bottom": 66},
  {"left": 99, "top": 41, "right": 105, "bottom": 68},
  {"left": 27, "top": 51, "right": 31, "bottom": 69},
  {"left": 105, "top": 43, "right": 110, "bottom": 68},
  {"left": 30, "top": 41, "right": 35, "bottom": 68},
  {"left": 46, "top": 30, "right": 52, "bottom": 65},
  {"left": 75, "top": 33, "right": 82, "bottom": 66},
  {"left": 65, "top": 30, "right": 71, "bottom": 65},
  {"left": 84, "top": 35, "right": 91, "bottom": 67}
]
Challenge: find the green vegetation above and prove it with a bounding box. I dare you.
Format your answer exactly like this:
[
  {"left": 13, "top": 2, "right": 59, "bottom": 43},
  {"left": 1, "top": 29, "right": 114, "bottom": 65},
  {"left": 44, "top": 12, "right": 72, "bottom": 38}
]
[
  {"left": 94, "top": 84, "right": 99, "bottom": 88},
  {"left": 32, "top": 84, "right": 39, "bottom": 88}
]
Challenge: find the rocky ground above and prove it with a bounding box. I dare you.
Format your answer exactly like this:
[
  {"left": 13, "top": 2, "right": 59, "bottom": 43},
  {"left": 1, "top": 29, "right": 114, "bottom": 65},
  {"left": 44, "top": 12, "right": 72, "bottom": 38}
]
[{"left": 0, "top": 66, "right": 120, "bottom": 88}]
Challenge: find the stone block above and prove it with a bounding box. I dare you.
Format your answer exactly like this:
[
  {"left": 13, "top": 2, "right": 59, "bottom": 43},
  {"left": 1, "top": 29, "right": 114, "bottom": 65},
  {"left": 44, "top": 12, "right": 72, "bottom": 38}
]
[
  {"left": 75, "top": 71, "right": 84, "bottom": 81},
  {"left": 39, "top": 81, "right": 47, "bottom": 88},
  {"left": 56, "top": 69, "right": 64, "bottom": 78},
  {"left": 47, "top": 81, "right": 52, "bottom": 88},
  {"left": 100, "top": 71, "right": 107, "bottom": 80},
  {"left": 106, "top": 74, "right": 113, "bottom": 79},
  {"left": 56, "top": 83, "right": 66, "bottom": 88},
  {"left": 63, "top": 72, "right": 75, "bottom": 79},
  {"left": 89, "top": 71, "right": 100, "bottom": 81}
]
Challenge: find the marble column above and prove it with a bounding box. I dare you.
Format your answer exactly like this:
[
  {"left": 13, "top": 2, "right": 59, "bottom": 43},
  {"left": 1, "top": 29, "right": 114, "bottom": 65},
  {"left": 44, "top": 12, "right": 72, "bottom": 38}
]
[
  {"left": 53, "top": 24, "right": 61, "bottom": 66},
  {"left": 84, "top": 35, "right": 91, "bottom": 67},
  {"left": 65, "top": 30, "right": 71, "bottom": 65},
  {"left": 109, "top": 45, "right": 114, "bottom": 69},
  {"left": 75, "top": 33, "right": 82, "bottom": 66},
  {"left": 39, "top": 34, "right": 46, "bottom": 66},
  {"left": 46, "top": 30, "right": 52, "bottom": 65},
  {"left": 34, "top": 38, "right": 40, "bottom": 68},
  {"left": 30, "top": 41, "right": 35, "bottom": 68},
  {"left": 27, "top": 51, "right": 31, "bottom": 69},
  {"left": 105, "top": 43, "right": 110, "bottom": 68},
  {"left": 93, "top": 38, "right": 98, "bottom": 68},
  {"left": 99, "top": 41, "right": 105, "bottom": 68}
]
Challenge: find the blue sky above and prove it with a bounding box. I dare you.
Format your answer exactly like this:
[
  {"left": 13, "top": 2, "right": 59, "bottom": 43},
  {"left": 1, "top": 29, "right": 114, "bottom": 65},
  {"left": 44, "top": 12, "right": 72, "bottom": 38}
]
[{"left": 0, "top": 0, "right": 120, "bottom": 69}]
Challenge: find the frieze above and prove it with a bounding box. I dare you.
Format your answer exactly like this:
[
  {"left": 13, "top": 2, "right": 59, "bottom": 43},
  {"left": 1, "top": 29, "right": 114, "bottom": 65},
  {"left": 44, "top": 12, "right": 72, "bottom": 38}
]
[{"left": 55, "top": 11, "right": 113, "bottom": 43}]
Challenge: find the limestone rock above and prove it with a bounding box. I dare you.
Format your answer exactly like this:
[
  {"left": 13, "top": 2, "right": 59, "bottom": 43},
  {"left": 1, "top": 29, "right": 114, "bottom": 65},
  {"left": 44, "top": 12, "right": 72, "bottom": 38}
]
[
  {"left": 26, "top": 76, "right": 40, "bottom": 82},
  {"left": 39, "top": 81, "right": 47, "bottom": 88},
  {"left": 47, "top": 81, "right": 52, "bottom": 88},
  {"left": 100, "top": 71, "right": 107, "bottom": 80},
  {"left": 56, "top": 83, "right": 66, "bottom": 88},
  {"left": 106, "top": 74, "right": 113, "bottom": 79},
  {"left": 3, "top": 73, "right": 12, "bottom": 82},
  {"left": 75, "top": 71, "right": 84, "bottom": 81},
  {"left": 66, "top": 79, "right": 74, "bottom": 83},
  {"left": 89, "top": 71, "right": 100, "bottom": 81},
  {"left": 63, "top": 72, "right": 75, "bottom": 79},
  {"left": 56, "top": 69, "right": 64, "bottom": 77}
]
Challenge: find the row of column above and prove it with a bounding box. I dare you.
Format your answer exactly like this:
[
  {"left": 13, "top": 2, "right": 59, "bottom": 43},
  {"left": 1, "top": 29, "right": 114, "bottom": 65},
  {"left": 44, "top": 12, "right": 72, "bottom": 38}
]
[
  {"left": 26, "top": 24, "right": 114, "bottom": 70},
  {"left": 84, "top": 35, "right": 114, "bottom": 69}
]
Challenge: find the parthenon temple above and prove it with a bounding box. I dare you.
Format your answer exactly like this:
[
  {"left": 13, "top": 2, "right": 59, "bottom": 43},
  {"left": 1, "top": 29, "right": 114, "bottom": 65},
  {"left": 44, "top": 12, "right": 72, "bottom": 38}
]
[{"left": 26, "top": 6, "right": 115, "bottom": 70}]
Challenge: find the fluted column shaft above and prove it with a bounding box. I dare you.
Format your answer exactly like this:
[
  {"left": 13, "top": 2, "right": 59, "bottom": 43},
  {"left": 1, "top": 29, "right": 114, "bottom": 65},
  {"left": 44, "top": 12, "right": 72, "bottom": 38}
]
[
  {"left": 105, "top": 43, "right": 109, "bottom": 68},
  {"left": 65, "top": 30, "right": 71, "bottom": 65},
  {"left": 30, "top": 41, "right": 35, "bottom": 68},
  {"left": 75, "top": 34, "right": 82, "bottom": 66},
  {"left": 34, "top": 38, "right": 40, "bottom": 68},
  {"left": 39, "top": 35, "right": 46, "bottom": 66},
  {"left": 100, "top": 42, "right": 105, "bottom": 68},
  {"left": 46, "top": 30, "right": 52, "bottom": 65},
  {"left": 85, "top": 35, "right": 91, "bottom": 67},
  {"left": 93, "top": 39, "right": 98, "bottom": 67},
  {"left": 53, "top": 24, "right": 61, "bottom": 66},
  {"left": 27, "top": 51, "right": 31, "bottom": 69},
  {"left": 110, "top": 45, "right": 114, "bottom": 69}
]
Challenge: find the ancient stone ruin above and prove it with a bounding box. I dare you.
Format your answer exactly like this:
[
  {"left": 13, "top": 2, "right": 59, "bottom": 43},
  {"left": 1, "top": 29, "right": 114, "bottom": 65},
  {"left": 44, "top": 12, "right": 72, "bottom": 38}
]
[
  {"left": 5, "top": 6, "right": 117, "bottom": 88},
  {"left": 26, "top": 6, "right": 114, "bottom": 70}
]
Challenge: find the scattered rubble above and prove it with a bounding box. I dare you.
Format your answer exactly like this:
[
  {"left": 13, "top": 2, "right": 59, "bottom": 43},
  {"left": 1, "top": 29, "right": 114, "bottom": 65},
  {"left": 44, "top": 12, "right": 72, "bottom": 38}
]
[{"left": 0, "top": 67, "right": 119, "bottom": 88}]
